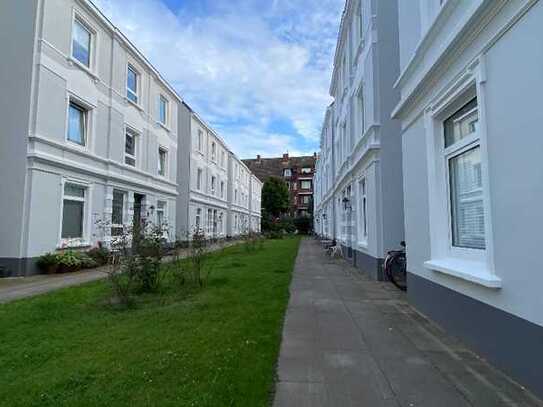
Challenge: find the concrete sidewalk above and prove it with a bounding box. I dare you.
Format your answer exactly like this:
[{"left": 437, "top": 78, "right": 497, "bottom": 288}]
[{"left": 273, "top": 239, "right": 543, "bottom": 407}]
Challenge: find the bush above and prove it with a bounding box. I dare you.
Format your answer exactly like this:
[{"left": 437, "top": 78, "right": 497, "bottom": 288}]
[
  {"left": 293, "top": 216, "right": 313, "bottom": 235},
  {"left": 266, "top": 230, "right": 284, "bottom": 240},
  {"left": 87, "top": 247, "right": 110, "bottom": 266},
  {"left": 56, "top": 251, "right": 83, "bottom": 273},
  {"left": 36, "top": 253, "right": 58, "bottom": 274},
  {"left": 79, "top": 253, "right": 99, "bottom": 269}
]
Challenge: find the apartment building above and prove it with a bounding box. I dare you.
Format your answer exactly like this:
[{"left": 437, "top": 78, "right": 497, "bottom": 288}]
[
  {"left": 227, "top": 155, "right": 252, "bottom": 236},
  {"left": 314, "top": 0, "right": 404, "bottom": 280},
  {"left": 393, "top": 0, "right": 543, "bottom": 398},
  {"left": 0, "top": 0, "right": 180, "bottom": 277},
  {"left": 243, "top": 153, "right": 316, "bottom": 218},
  {"left": 249, "top": 174, "right": 263, "bottom": 233},
  {"left": 176, "top": 104, "right": 229, "bottom": 239}
]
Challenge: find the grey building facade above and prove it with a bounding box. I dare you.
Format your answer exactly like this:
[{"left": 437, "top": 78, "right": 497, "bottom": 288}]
[
  {"left": 314, "top": 0, "right": 404, "bottom": 280},
  {"left": 393, "top": 0, "right": 543, "bottom": 398}
]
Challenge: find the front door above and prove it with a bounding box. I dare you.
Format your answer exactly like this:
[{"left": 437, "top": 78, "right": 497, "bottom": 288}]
[{"left": 133, "top": 193, "right": 144, "bottom": 237}]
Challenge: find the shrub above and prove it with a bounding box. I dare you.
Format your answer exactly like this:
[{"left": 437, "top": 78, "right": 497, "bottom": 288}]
[
  {"left": 36, "top": 253, "right": 58, "bottom": 274},
  {"left": 87, "top": 247, "right": 110, "bottom": 266},
  {"left": 79, "top": 253, "right": 99, "bottom": 269},
  {"left": 293, "top": 216, "right": 313, "bottom": 235},
  {"left": 56, "top": 251, "right": 83, "bottom": 273},
  {"left": 266, "top": 230, "right": 284, "bottom": 240}
]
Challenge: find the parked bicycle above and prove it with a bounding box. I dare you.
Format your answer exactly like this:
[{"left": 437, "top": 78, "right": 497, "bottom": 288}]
[{"left": 383, "top": 241, "right": 407, "bottom": 291}]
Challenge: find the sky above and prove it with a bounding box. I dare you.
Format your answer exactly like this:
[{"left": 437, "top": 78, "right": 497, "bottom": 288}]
[{"left": 93, "top": 0, "right": 344, "bottom": 159}]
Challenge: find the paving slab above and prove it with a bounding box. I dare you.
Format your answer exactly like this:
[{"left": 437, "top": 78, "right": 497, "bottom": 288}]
[{"left": 273, "top": 238, "right": 543, "bottom": 407}]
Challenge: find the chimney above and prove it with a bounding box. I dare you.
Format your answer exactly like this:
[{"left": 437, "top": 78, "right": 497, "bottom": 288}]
[
  {"left": 256, "top": 154, "right": 261, "bottom": 162},
  {"left": 282, "top": 153, "right": 289, "bottom": 162},
  {"left": 313, "top": 152, "right": 317, "bottom": 158}
]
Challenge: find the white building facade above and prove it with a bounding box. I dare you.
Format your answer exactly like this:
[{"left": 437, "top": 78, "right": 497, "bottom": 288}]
[
  {"left": 314, "top": 0, "right": 404, "bottom": 280},
  {"left": 0, "top": 0, "right": 180, "bottom": 276},
  {"left": 0, "top": 0, "right": 262, "bottom": 277},
  {"left": 393, "top": 0, "right": 543, "bottom": 398},
  {"left": 227, "top": 155, "right": 252, "bottom": 237},
  {"left": 176, "top": 105, "right": 230, "bottom": 240},
  {"left": 249, "top": 174, "right": 263, "bottom": 233}
]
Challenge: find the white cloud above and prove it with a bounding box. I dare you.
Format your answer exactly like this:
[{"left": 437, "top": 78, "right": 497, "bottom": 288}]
[{"left": 94, "top": 0, "right": 343, "bottom": 158}]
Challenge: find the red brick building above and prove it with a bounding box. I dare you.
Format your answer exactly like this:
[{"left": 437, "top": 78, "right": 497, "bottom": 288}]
[{"left": 243, "top": 153, "right": 316, "bottom": 217}]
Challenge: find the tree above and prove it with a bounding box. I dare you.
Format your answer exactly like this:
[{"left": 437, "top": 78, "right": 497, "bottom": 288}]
[{"left": 262, "top": 177, "right": 289, "bottom": 218}]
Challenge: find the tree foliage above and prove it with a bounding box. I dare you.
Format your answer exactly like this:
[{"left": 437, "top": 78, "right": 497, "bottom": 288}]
[{"left": 262, "top": 177, "right": 289, "bottom": 218}]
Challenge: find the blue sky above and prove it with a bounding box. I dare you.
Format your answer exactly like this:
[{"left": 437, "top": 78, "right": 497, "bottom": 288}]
[{"left": 94, "top": 0, "right": 344, "bottom": 158}]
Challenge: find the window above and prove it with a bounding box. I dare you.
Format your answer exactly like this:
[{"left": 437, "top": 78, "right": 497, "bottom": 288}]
[
  {"left": 67, "top": 101, "right": 87, "bottom": 146},
  {"left": 159, "top": 95, "right": 168, "bottom": 125},
  {"left": 197, "top": 129, "right": 203, "bottom": 152},
  {"left": 301, "top": 195, "right": 311, "bottom": 205},
  {"left": 221, "top": 151, "right": 226, "bottom": 167},
  {"left": 301, "top": 168, "right": 312, "bottom": 174},
  {"left": 359, "top": 178, "right": 367, "bottom": 241},
  {"left": 195, "top": 208, "right": 202, "bottom": 231},
  {"left": 211, "top": 142, "right": 216, "bottom": 161},
  {"left": 197, "top": 168, "right": 203, "bottom": 190},
  {"left": 207, "top": 209, "right": 213, "bottom": 234},
  {"left": 301, "top": 180, "right": 312, "bottom": 190},
  {"left": 444, "top": 98, "right": 485, "bottom": 250},
  {"left": 157, "top": 201, "right": 166, "bottom": 229},
  {"left": 357, "top": 87, "right": 365, "bottom": 138},
  {"left": 220, "top": 181, "right": 225, "bottom": 198},
  {"left": 111, "top": 190, "right": 125, "bottom": 236},
  {"left": 283, "top": 168, "right": 292, "bottom": 177},
  {"left": 127, "top": 65, "right": 139, "bottom": 104},
  {"left": 158, "top": 147, "right": 167, "bottom": 176},
  {"left": 61, "top": 183, "right": 86, "bottom": 240},
  {"left": 211, "top": 176, "right": 216, "bottom": 195},
  {"left": 234, "top": 189, "right": 238, "bottom": 204},
  {"left": 125, "top": 129, "right": 137, "bottom": 166},
  {"left": 72, "top": 19, "right": 91, "bottom": 67}
]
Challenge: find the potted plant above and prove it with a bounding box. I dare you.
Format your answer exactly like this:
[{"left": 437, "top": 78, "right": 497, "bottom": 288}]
[{"left": 36, "top": 252, "right": 59, "bottom": 274}]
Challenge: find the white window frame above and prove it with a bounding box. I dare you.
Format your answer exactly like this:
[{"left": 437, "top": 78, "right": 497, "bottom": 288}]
[
  {"left": 423, "top": 57, "right": 499, "bottom": 288},
  {"left": 220, "top": 181, "right": 225, "bottom": 199},
  {"left": 158, "top": 95, "right": 168, "bottom": 126},
  {"left": 156, "top": 200, "right": 168, "bottom": 238},
  {"left": 111, "top": 189, "right": 127, "bottom": 237},
  {"left": 124, "top": 127, "right": 139, "bottom": 167},
  {"left": 195, "top": 207, "right": 202, "bottom": 232},
  {"left": 196, "top": 168, "right": 203, "bottom": 190},
  {"left": 301, "top": 180, "right": 312, "bottom": 190},
  {"left": 211, "top": 175, "right": 216, "bottom": 195},
  {"left": 197, "top": 129, "right": 204, "bottom": 153},
  {"left": 357, "top": 176, "right": 368, "bottom": 246},
  {"left": 211, "top": 142, "right": 217, "bottom": 162},
  {"left": 126, "top": 64, "right": 140, "bottom": 105},
  {"left": 158, "top": 146, "right": 168, "bottom": 177},
  {"left": 59, "top": 179, "right": 91, "bottom": 247},
  {"left": 221, "top": 151, "right": 226, "bottom": 168},
  {"left": 70, "top": 13, "right": 97, "bottom": 73},
  {"left": 66, "top": 97, "right": 90, "bottom": 148}
]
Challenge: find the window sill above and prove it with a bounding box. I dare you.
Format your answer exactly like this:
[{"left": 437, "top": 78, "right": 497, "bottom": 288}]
[
  {"left": 57, "top": 241, "right": 91, "bottom": 250},
  {"left": 126, "top": 98, "right": 144, "bottom": 112},
  {"left": 157, "top": 121, "right": 171, "bottom": 132},
  {"left": 424, "top": 258, "right": 501, "bottom": 289},
  {"left": 68, "top": 57, "right": 99, "bottom": 81}
]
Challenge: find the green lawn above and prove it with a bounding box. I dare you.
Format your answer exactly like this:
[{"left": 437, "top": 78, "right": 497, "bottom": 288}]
[{"left": 0, "top": 237, "right": 301, "bottom": 407}]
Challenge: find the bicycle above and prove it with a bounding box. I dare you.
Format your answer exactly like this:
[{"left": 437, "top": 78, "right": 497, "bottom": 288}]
[{"left": 383, "top": 241, "right": 407, "bottom": 291}]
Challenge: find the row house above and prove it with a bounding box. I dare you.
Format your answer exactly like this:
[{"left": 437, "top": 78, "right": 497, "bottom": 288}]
[
  {"left": 393, "top": 0, "right": 543, "bottom": 398},
  {"left": 0, "top": 0, "right": 262, "bottom": 277},
  {"left": 249, "top": 174, "right": 262, "bottom": 233},
  {"left": 314, "top": 0, "right": 405, "bottom": 280},
  {"left": 0, "top": 0, "right": 179, "bottom": 276},
  {"left": 227, "top": 155, "right": 253, "bottom": 236},
  {"left": 176, "top": 105, "right": 230, "bottom": 239}
]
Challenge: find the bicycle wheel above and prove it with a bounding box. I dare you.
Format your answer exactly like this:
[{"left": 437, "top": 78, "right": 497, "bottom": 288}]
[{"left": 386, "top": 252, "right": 407, "bottom": 291}]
